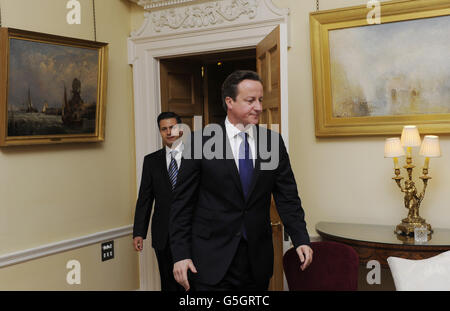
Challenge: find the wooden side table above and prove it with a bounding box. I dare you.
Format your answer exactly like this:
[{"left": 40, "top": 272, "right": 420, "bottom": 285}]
[{"left": 316, "top": 222, "right": 450, "bottom": 268}]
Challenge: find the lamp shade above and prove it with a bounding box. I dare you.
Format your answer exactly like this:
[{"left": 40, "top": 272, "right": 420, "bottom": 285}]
[
  {"left": 385, "top": 137, "right": 405, "bottom": 158},
  {"left": 401, "top": 125, "right": 421, "bottom": 147},
  {"left": 419, "top": 135, "right": 441, "bottom": 158}
]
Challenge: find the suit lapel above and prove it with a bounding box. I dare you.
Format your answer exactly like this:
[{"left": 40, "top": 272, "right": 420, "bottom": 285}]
[{"left": 158, "top": 148, "right": 172, "bottom": 191}]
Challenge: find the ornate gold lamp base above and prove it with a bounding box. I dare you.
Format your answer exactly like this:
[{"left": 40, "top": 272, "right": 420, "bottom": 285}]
[
  {"left": 395, "top": 217, "right": 433, "bottom": 237},
  {"left": 396, "top": 232, "right": 432, "bottom": 244}
]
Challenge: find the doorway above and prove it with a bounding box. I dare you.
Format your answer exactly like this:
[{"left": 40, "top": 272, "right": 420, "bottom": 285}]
[
  {"left": 159, "top": 43, "right": 284, "bottom": 291},
  {"left": 159, "top": 48, "right": 257, "bottom": 129}
]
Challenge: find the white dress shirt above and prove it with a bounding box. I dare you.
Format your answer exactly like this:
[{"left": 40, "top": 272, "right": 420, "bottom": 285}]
[
  {"left": 165, "top": 142, "right": 184, "bottom": 171},
  {"left": 225, "top": 117, "right": 256, "bottom": 171}
]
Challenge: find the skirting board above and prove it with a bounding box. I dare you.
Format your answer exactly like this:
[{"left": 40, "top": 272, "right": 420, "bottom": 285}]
[{"left": 0, "top": 225, "right": 133, "bottom": 268}]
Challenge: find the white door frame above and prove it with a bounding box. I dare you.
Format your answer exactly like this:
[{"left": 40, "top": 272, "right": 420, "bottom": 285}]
[{"left": 128, "top": 0, "right": 291, "bottom": 291}]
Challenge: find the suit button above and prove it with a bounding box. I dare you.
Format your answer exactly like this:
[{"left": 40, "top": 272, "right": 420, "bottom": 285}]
[{"left": 236, "top": 232, "right": 241, "bottom": 237}]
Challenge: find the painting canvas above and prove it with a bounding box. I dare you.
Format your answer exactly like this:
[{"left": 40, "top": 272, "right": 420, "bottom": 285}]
[
  {"left": 309, "top": 0, "right": 450, "bottom": 137},
  {"left": 0, "top": 28, "right": 108, "bottom": 146},
  {"left": 329, "top": 15, "right": 450, "bottom": 119}
]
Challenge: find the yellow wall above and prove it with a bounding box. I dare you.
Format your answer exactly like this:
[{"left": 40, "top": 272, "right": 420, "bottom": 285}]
[
  {"left": 130, "top": 0, "right": 145, "bottom": 34},
  {"left": 0, "top": 236, "right": 137, "bottom": 291},
  {"left": 0, "top": 0, "right": 139, "bottom": 290},
  {"left": 273, "top": 0, "right": 450, "bottom": 238}
]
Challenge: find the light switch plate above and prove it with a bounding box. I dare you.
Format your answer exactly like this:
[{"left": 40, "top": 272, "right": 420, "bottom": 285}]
[{"left": 101, "top": 241, "right": 114, "bottom": 262}]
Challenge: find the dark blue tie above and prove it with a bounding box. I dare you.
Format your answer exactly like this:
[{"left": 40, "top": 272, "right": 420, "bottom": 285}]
[{"left": 238, "top": 132, "right": 253, "bottom": 240}]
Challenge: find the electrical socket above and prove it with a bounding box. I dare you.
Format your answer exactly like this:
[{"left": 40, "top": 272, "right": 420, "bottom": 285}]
[{"left": 101, "top": 241, "right": 114, "bottom": 262}]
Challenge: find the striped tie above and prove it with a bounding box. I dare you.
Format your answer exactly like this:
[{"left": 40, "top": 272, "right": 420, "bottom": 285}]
[{"left": 168, "top": 150, "right": 178, "bottom": 190}]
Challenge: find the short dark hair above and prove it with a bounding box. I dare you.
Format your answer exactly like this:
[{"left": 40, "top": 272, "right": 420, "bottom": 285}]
[
  {"left": 221, "top": 70, "right": 263, "bottom": 112},
  {"left": 157, "top": 112, "right": 182, "bottom": 129}
]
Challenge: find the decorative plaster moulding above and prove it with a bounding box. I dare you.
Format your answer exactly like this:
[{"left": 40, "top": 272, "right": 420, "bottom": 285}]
[
  {"left": 151, "top": 0, "right": 258, "bottom": 33},
  {"left": 129, "top": 0, "right": 204, "bottom": 11},
  {"left": 128, "top": 0, "right": 290, "bottom": 44}
]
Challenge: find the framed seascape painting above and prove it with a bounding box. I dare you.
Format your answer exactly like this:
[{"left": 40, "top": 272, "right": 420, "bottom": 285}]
[
  {"left": 0, "top": 28, "right": 108, "bottom": 146},
  {"left": 310, "top": 0, "right": 450, "bottom": 137}
]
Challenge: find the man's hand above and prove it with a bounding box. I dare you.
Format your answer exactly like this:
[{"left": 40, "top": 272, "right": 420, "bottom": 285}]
[
  {"left": 173, "top": 259, "right": 197, "bottom": 291},
  {"left": 133, "top": 237, "right": 144, "bottom": 252},
  {"left": 296, "top": 245, "right": 313, "bottom": 271}
]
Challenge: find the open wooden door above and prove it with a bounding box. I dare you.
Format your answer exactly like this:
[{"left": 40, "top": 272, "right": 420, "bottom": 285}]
[
  {"left": 257, "top": 25, "right": 284, "bottom": 291},
  {"left": 160, "top": 59, "right": 204, "bottom": 130}
]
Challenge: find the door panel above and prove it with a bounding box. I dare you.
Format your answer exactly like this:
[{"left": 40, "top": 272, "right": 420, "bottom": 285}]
[
  {"left": 257, "top": 28, "right": 281, "bottom": 132},
  {"left": 160, "top": 59, "right": 203, "bottom": 130},
  {"left": 257, "top": 25, "right": 284, "bottom": 291}
]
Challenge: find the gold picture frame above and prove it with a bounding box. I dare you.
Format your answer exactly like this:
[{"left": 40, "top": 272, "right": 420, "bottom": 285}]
[
  {"left": 310, "top": 0, "right": 450, "bottom": 137},
  {"left": 0, "top": 28, "right": 108, "bottom": 146}
]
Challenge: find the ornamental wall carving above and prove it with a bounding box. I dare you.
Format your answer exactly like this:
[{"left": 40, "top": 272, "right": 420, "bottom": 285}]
[
  {"left": 151, "top": 0, "right": 258, "bottom": 32},
  {"left": 128, "top": 0, "right": 289, "bottom": 40}
]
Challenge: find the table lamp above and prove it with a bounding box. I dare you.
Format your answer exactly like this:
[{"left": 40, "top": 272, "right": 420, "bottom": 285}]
[{"left": 384, "top": 126, "right": 441, "bottom": 239}]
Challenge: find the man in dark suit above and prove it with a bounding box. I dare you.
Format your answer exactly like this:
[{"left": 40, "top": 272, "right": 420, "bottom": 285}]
[
  {"left": 132, "top": 111, "right": 184, "bottom": 291},
  {"left": 170, "top": 70, "right": 313, "bottom": 291}
]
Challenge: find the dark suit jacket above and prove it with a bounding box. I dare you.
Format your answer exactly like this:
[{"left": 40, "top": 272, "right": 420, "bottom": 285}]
[
  {"left": 133, "top": 148, "right": 175, "bottom": 250},
  {"left": 169, "top": 123, "right": 310, "bottom": 285}
]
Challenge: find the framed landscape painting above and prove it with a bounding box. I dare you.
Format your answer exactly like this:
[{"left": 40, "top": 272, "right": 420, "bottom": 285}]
[
  {"left": 0, "top": 28, "right": 108, "bottom": 146},
  {"left": 310, "top": 0, "right": 450, "bottom": 137}
]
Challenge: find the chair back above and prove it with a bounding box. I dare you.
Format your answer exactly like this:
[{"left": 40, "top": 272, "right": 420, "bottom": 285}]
[
  {"left": 283, "top": 241, "right": 359, "bottom": 291},
  {"left": 387, "top": 250, "right": 450, "bottom": 291}
]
